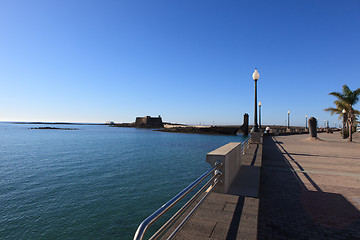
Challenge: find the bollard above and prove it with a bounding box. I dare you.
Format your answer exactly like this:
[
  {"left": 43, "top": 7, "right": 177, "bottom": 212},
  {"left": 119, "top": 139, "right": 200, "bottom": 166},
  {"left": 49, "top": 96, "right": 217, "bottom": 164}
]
[{"left": 308, "top": 117, "right": 317, "bottom": 138}]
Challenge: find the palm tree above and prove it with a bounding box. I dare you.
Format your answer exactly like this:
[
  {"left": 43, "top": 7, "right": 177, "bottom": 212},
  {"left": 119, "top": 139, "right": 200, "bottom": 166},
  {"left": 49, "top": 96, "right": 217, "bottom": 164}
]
[{"left": 324, "top": 84, "right": 360, "bottom": 141}]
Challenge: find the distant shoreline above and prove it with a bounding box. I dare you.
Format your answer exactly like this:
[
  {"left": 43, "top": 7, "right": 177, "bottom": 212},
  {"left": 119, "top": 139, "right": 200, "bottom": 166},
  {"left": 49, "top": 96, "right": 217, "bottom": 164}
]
[{"left": 8, "top": 122, "right": 105, "bottom": 125}]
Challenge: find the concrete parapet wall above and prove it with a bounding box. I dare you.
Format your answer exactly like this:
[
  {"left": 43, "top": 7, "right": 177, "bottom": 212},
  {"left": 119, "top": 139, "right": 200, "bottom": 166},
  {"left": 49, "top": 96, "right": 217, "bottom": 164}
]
[
  {"left": 206, "top": 142, "right": 242, "bottom": 194},
  {"left": 206, "top": 136, "right": 263, "bottom": 197}
]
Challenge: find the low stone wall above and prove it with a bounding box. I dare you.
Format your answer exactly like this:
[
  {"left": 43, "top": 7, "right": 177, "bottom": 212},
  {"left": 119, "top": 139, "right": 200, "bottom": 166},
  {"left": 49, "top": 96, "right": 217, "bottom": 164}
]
[
  {"left": 205, "top": 137, "right": 263, "bottom": 197},
  {"left": 206, "top": 143, "right": 242, "bottom": 194}
]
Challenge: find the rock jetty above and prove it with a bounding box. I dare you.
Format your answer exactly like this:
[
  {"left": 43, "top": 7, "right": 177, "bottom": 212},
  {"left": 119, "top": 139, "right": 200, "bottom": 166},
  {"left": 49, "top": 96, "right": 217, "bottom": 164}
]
[
  {"left": 158, "top": 126, "right": 239, "bottom": 135},
  {"left": 30, "top": 127, "right": 79, "bottom": 130}
]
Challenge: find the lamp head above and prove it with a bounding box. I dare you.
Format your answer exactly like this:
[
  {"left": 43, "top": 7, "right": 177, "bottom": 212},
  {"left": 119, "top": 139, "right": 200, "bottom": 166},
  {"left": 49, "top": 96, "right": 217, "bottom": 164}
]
[
  {"left": 252, "top": 68, "right": 259, "bottom": 81},
  {"left": 342, "top": 109, "right": 346, "bottom": 114},
  {"left": 288, "top": 110, "right": 290, "bottom": 114},
  {"left": 259, "top": 101, "right": 261, "bottom": 106},
  {"left": 306, "top": 115, "right": 307, "bottom": 118}
]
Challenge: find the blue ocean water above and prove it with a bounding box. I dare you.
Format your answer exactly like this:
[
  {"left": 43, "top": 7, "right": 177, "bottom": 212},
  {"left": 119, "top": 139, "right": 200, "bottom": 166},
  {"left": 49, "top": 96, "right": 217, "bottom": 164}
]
[{"left": 0, "top": 123, "right": 246, "bottom": 239}]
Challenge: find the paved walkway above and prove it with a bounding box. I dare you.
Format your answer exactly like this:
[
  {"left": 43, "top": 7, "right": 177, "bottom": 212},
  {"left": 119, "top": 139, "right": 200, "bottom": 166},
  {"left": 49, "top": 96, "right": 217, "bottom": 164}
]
[
  {"left": 166, "top": 132, "right": 360, "bottom": 239},
  {"left": 171, "top": 193, "right": 259, "bottom": 240},
  {"left": 258, "top": 132, "right": 360, "bottom": 239},
  {"left": 172, "top": 142, "right": 262, "bottom": 240}
]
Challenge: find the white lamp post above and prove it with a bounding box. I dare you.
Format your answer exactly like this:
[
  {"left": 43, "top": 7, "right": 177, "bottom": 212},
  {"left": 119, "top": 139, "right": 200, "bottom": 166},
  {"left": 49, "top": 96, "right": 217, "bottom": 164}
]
[
  {"left": 342, "top": 109, "right": 346, "bottom": 139},
  {"left": 259, "top": 101, "right": 262, "bottom": 129},
  {"left": 251, "top": 69, "right": 260, "bottom": 132},
  {"left": 316, "top": 118, "right": 319, "bottom": 129},
  {"left": 287, "top": 110, "right": 290, "bottom": 129}
]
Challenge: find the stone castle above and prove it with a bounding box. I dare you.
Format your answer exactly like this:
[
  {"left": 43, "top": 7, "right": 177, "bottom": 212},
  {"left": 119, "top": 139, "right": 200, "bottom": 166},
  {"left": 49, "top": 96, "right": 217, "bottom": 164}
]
[{"left": 135, "top": 116, "right": 164, "bottom": 128}]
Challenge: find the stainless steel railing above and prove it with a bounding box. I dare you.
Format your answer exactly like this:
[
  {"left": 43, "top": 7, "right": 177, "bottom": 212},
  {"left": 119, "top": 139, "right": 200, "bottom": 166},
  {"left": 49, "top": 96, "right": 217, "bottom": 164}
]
[
  {"left": 242, "top": 136, "right": 250, "bottom": 154},
  {"left": 133, "top": 161, "right": 223, "bottom": 240}
]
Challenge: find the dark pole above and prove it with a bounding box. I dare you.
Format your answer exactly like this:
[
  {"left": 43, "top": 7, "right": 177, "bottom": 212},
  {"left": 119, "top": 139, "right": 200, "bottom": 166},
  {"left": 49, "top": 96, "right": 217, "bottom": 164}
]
[
  {"left": 305, "top": 115, "right": 308, "bottom": 130},
  {"left": 259, "top": 103, "right": 261, "bottom": 129}
]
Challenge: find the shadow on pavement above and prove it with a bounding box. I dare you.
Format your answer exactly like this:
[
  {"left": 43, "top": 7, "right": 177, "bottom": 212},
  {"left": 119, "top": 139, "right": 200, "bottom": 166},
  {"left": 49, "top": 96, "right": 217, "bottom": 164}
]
[
  {"left": 225, "top": 196, "right": 245, "bottom": 240},
  {"left": 257, "top": 136, "right": 360, "bottom": 239},
  {"left": 286, "top": 152, "right": 360, "bottom": 160},
  {"left": 250, "top": 144, "right": 259, "bottom": 166}
]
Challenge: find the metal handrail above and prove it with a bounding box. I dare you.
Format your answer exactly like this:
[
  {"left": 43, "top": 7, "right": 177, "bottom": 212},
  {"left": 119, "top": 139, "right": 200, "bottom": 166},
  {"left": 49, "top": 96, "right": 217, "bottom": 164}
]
[
  {"left": 150, "top": 173, "right": 220, "bottom": 240},
  {"left": 133, "top": 161, "right": 223, "bottom": 240},
  {"left": 166, "top": 177, "right": 220, "bottom": 240},
  {"left": 242, "top": 136, "right": 250, "bottom": 154}
]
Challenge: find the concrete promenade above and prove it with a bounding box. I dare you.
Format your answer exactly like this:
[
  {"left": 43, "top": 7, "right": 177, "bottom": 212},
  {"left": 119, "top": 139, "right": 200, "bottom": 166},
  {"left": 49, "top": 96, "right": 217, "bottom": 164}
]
[
  {"left": 258, "top": 132, "right": 360, "bottom": 239},
  {"left": 172, "top": 142, "right": 262, "bottom": 240},
  {"left": 172, "top": 132, "right": 360, "bottom": 239}
]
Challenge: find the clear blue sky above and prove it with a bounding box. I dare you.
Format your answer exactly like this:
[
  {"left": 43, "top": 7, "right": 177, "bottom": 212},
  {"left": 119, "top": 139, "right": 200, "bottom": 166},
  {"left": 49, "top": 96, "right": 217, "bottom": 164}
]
[{"left": 1, "top": 0, "right": 359, "bottom": 126}]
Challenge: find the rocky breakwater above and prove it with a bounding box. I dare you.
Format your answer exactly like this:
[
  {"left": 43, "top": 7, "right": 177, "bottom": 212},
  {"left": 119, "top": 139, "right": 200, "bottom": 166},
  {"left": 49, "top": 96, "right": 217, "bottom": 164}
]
[
  {"left": 109, "top": 123, "right": 135, "bottom": 128},
  {"left": 158, "top": 125, "right": 239, "bottom": 135},
  {"left": 30, "top": 127, "right": 79, "bottom": 130}
]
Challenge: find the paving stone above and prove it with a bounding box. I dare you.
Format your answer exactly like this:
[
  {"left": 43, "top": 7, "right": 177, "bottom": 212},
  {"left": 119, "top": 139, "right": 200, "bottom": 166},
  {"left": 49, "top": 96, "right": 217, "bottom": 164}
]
[
  {"left": 172, "top": 132, "right": 359, "bottom": 240},
  {"left": 176, "top": 218, "right": 217, "bottom": 238},
  {"left": 173, "top": 194, "right": 259, "bottom": 239},
  {"left": 258, "top": 133, "right": 360, "bottom": 240}
]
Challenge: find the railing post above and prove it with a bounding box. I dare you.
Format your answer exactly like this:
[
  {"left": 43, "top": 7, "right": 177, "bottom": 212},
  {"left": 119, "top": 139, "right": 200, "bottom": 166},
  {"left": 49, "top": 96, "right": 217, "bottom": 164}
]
[{"left": 206, "top": 142, "right": 242, "bottom": 193}]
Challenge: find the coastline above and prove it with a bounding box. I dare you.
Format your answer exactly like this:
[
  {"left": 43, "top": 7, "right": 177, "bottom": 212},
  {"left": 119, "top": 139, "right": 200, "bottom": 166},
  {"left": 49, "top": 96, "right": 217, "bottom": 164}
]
[{"left": 10, "top": 122, "right": 105, "bottom": 125}]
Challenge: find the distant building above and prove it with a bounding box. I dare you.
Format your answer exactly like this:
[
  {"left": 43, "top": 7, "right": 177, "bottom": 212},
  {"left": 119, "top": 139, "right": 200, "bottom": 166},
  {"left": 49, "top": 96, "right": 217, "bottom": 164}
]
[
  {"left": 105, "top": 121, "right": 114, "bottom": 125},
  {"left": 135, "top": 116, "right": 163, "bottom": 128}
]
